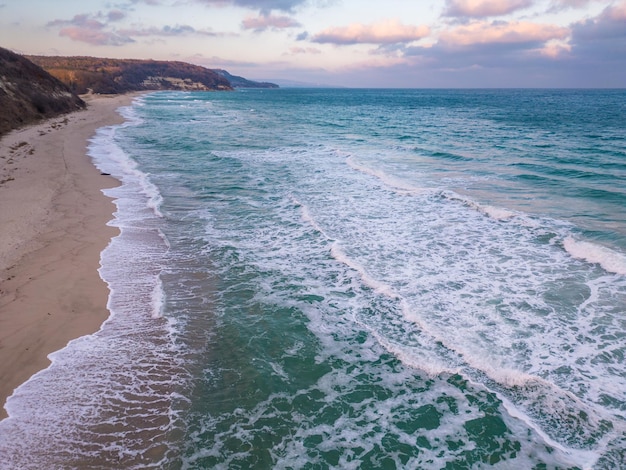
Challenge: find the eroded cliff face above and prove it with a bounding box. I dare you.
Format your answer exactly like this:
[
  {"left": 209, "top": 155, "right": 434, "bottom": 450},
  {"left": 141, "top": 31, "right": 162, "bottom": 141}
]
[{"left": 0, "top": 48, "right": 85, "bottom": 136}]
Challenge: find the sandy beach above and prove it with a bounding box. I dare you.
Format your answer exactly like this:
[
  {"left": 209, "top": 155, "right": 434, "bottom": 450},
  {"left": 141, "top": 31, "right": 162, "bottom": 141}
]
[{"left": 0, "top": 93, "right": 137, "bottom": 419}]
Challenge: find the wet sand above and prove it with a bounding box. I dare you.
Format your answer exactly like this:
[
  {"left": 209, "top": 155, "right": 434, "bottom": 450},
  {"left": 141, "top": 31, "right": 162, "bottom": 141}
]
[{"left": 0, "top": 93, "right": 137, "bottom": 419}]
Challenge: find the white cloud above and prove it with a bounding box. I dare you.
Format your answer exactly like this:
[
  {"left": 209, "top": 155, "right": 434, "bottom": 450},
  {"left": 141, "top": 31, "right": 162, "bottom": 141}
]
[
  {"left": 443, "top": 0, "right": 534, "bottom": 18},
  {"left": 242, "top": 14, "right": 301, "bottom": 31},
  {"left": 439, "top": 20, "right": 569, "bottom": 47},
  {"left": 312, "top": 19, "right": 430, "bottom": 45}
]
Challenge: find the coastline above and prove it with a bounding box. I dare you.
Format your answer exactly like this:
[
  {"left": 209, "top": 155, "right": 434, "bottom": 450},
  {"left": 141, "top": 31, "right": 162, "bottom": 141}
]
[{"left": 0, "top": 93, "right": 137, "bottom": 419}]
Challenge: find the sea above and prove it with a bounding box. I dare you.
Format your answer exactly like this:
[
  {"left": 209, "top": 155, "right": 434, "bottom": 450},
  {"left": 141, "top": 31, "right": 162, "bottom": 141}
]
[{"left": 1, "top": 88, "right": 625, "bottom": 469}]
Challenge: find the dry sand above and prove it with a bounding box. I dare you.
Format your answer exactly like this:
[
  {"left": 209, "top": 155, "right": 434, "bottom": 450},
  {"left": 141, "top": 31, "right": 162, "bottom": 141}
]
[{"left": 0, "top": 93, "right": 138, "bottom": 419}]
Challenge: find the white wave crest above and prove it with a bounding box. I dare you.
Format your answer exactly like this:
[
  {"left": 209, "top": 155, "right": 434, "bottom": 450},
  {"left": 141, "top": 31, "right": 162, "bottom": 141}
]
[
  {"left": 440, "top": 190, "right": 517, "bottom": 221},
  {"left": 151, "top": 273, "right": 165, "bottom": 319},
  {"left": 294, "top": 196, "right": 330, "bottom": 239},
  {"left": 330, "top": 242, "right": 397, "bottom": 299},
  {"left": 346, "top": 156, "right": 425, "bottom": 194},
  {"left": 563, "top": 237, "right": 626, "bottom": 275}
]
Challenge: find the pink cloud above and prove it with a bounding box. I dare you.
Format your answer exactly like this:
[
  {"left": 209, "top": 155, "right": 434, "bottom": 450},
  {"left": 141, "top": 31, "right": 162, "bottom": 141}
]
[
  {"left": 242, "top": 14, "right": 301, "bottom": 31},
  {"left": 605, "top": 0, "right": 626, "bottom": 20},
  {"left": 58, "top": 27, "right": 133, "bottom": 46},
  {"left": 444, "top": 0, "right": 534, "bottom": 18},
  {"left": 539, "top": 41, "right": 571, "bottom": 57},
  {"left": 48, "top": 11, "right": 222, "bottom": 46},
  {"left": 312, "top": 19, "right": 430, "bottom": 45},
  {"left": 440, "top": 20, "right": 569, "bottom": 47},
  {"left": 48, "top": 13, "right": 134, "bottom": 46}
]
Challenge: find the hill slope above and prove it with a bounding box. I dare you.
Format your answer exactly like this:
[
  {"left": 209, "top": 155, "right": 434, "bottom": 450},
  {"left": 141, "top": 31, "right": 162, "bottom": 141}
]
[
  {"left": 214, "top": 69, "right": 278, "bottom": 89},
  {"left": 0, "top": 48, "right": 85, "bottom": 136},
  {"left": 27, "top": 56, "right": 235, "bottom": 94}
]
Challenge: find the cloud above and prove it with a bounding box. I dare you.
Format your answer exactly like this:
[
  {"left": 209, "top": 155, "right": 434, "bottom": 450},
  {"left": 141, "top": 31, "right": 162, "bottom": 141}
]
[
  {"left": 119, "top": 24, "right": 220, "bottom": 37},
  {"left": 47, "top": 13, "right": 135, "bottom": 46},
  {"left": 47, "top": 14, "right": 104, "bottom": 29},
  {"left": 392, "top": 18, "right": 574, "bottom": 85},
  {"left": 312, "top": 19, "right": 430, "bottom": 45},
  {"left": 48, "top": 11, "right": 222, "bottom": 46},
  {"left": 443, "top": 0, "right": 534, "bottom": 18},
  {"left": 569, "top": 1, "right": 626, "bottom": 61},
  {"left": 108, "top": 10, "right": 126, "bottom": 22},
  {"left": 539, "top": 40, "right": 571, "bottom": 58},
  {"left": 242, "top": 14, "right": 301, "bottom": 31},
  {"left": 439, "top": 20, "right": 569, "bottom": 48},
  {"left": 285, "top": 46, "right": 322, "bottom": 55},
  {"left": 548, "top": 0, "right": 595, "bottom": 11},
  {"left": 570, "top": 1, "right": 626, "bottom": 42},
  {"left": 193, "top": 0, "right": 308, "bottom": 13},
  {"left": 58, "top": 28, "right": 134, "bottom": 46},
  {"left": 607, "top": 0, "right": 626, "bottom": 20}
]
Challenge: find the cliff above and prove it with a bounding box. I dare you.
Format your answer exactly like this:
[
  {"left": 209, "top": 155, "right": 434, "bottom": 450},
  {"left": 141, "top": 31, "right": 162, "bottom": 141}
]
[
  {"left": 27, "top": 56, "right": 233, "bottom": 95},
  {"left": 0, "top": 48, "right": 85, "bottom": 136}
]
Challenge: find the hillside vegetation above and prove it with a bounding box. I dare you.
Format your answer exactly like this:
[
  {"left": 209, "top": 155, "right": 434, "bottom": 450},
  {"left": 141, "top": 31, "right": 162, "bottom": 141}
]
[
  {"left": 214, "top": 69, "right": 278, "bottom": 89},
  {"left": 0, "top": 47, "right": 85, "bottom": 136},
  {"left": 28, "top": 56, "right": 233, "bottom": 94}
]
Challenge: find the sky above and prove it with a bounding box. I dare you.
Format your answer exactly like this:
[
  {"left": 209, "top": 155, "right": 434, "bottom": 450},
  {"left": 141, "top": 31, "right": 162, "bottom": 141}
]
[{"left": 1, "top": 0, "right": 625, "bottom": 87}]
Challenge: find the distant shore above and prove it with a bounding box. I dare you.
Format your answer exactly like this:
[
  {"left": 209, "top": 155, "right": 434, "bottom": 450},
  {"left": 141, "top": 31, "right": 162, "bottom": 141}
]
[{"left": 0, "top": 93, "right": 138, "bottom": 419}]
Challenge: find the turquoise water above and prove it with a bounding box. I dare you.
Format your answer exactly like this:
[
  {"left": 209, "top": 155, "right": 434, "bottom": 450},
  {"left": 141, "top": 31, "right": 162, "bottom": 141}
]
[{"left": 1, "top": 89, "right": 625, "bottom": 469}]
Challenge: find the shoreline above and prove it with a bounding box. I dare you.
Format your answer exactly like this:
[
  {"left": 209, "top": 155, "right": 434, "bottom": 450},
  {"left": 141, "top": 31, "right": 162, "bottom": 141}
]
[{"left": 0, "top": 93, "right": 137, "bottom": 419}]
